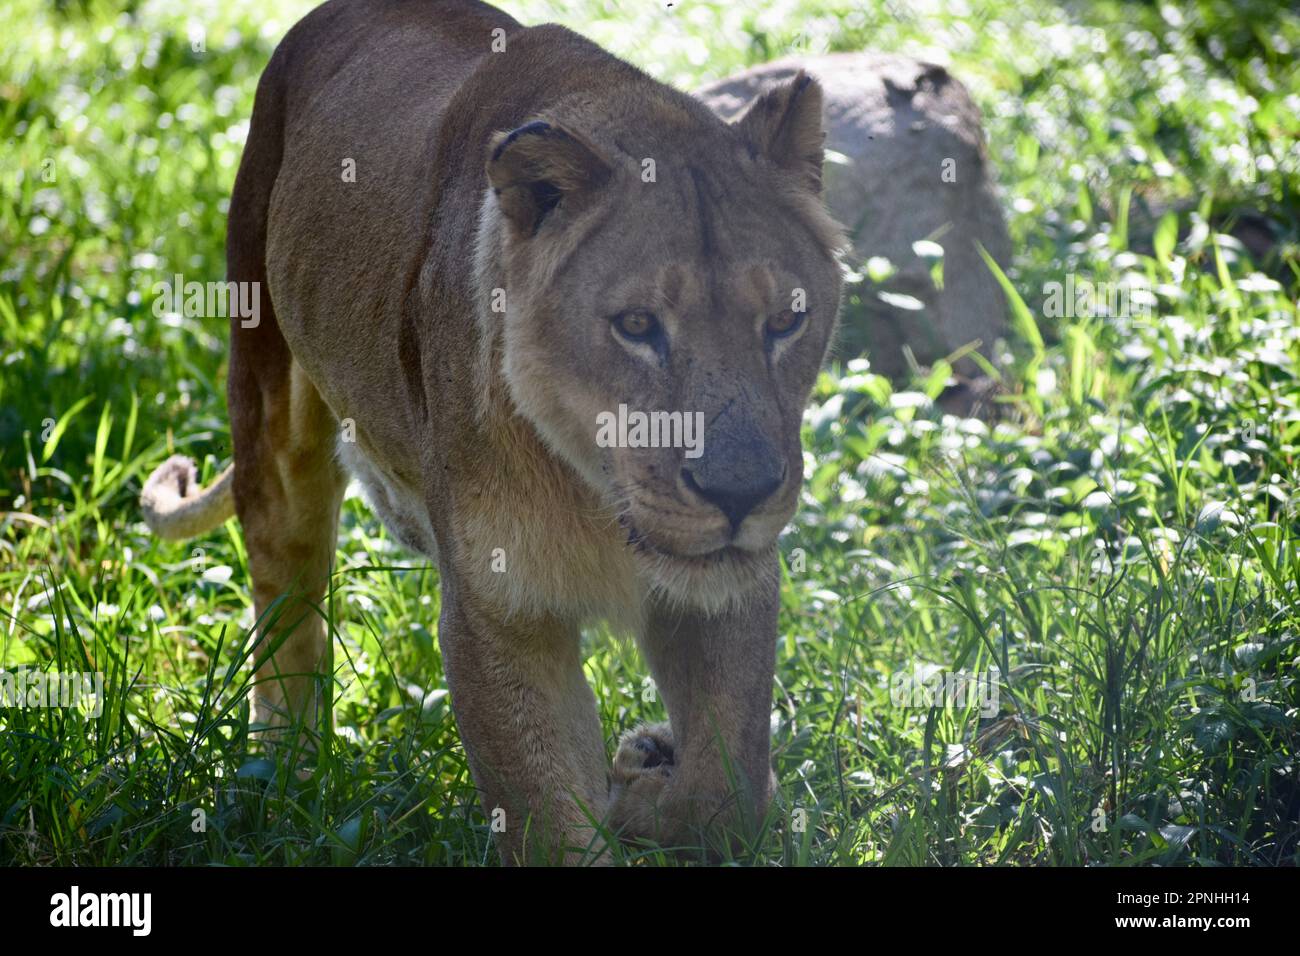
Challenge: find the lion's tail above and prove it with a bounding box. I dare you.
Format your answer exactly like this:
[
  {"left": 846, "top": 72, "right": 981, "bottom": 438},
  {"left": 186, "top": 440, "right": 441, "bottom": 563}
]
[{"left": 140, "top": 455, "right": 235, "bottom": 541}]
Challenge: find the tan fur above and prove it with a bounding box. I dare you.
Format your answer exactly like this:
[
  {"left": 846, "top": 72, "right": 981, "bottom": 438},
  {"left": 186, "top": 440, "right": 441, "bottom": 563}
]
[
  {"left": 140, "top": 456, "right": 234, "bottom": 540},
  {"left": 141, "top": 0, "right": 844, "bottom": 864}
]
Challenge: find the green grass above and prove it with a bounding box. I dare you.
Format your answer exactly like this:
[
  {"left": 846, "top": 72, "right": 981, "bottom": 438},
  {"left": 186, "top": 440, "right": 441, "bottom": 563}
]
[{"left": 2, "top": 0, "right": 1298, "bottom": 865}]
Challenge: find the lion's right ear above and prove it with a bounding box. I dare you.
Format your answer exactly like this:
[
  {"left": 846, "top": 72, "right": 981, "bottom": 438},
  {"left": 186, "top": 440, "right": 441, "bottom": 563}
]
[
  {"left": 486, "top": 120, "right": 612, "bottom": 237},
  {"left": 732, "top": 71, "right": 826, "bottom": 193}
]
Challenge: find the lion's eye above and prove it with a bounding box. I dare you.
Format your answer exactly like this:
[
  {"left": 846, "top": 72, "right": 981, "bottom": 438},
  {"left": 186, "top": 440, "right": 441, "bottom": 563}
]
[
  {"left": 613, "top": 310, "right": 659, "bottom": 341},
  {"left": 766, "top": 308, "right": 804, "bottom": 338}
]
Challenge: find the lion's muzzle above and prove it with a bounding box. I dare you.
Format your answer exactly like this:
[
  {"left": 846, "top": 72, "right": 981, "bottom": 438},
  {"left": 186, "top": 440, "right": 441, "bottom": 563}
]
[{"left": 680, "top": 402, "right": 787, "bottom": 530}]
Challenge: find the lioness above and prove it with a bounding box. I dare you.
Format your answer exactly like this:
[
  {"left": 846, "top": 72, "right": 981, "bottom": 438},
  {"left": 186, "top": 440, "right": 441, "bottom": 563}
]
[{"left": 141, "top": 0, "right": 844, "bottom": 864}]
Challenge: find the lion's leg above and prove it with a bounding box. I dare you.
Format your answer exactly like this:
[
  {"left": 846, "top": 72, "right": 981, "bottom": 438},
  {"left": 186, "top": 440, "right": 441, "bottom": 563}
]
[
  {"left": 229, "top": 339, "right": 347, "bottom": 745},
  {"left": 225, "top": 58, "right": 347, "bottom": 747},
  {"left": 437, "top": 591, "right": 610, "bottom": 865},
  {"left": 611, "top": 567, "right": 780, "bottom": 850}
]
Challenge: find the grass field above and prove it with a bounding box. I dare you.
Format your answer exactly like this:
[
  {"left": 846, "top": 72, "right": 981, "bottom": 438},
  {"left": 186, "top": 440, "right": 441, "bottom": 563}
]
[{"left": 2, "top": 0, "right": 1299, "bottom": 865}]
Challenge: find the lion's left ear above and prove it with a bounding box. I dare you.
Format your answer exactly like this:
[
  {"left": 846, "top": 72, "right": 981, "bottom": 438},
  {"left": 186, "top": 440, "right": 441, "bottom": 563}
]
[
  {"left": 486, "top": 120, "right": 612, "bottom": 237},
  {"left": 732, "top": 71, "right": 826, "bottom": 193}
]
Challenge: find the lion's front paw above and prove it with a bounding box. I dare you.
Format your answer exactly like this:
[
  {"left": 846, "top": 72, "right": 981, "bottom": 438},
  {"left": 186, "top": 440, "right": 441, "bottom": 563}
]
[
  {"left": 612, "top": 721, "right": 675, "bottom": 781},
  {"left": 608, "top": 723, "right": 780, "bottom": 854},
  {"left": 608, "top": 722, "right": 676, "bottom": 840}
]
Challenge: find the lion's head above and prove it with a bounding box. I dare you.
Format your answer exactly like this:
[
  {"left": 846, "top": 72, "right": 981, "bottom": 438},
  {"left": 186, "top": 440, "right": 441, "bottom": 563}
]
[{"left": 480, "top": 73, "right": 845, "bottom": 611}]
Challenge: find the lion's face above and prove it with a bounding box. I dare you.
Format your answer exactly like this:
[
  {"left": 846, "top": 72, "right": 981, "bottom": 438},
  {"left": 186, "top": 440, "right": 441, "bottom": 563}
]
[{"left": 485, "top": 75, "right": 844, "bottom": 609}]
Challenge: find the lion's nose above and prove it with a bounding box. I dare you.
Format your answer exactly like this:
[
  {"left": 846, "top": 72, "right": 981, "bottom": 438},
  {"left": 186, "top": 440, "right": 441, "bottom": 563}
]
[{"left": 682, "top": 449, "right": 784, "bottom": 530}]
